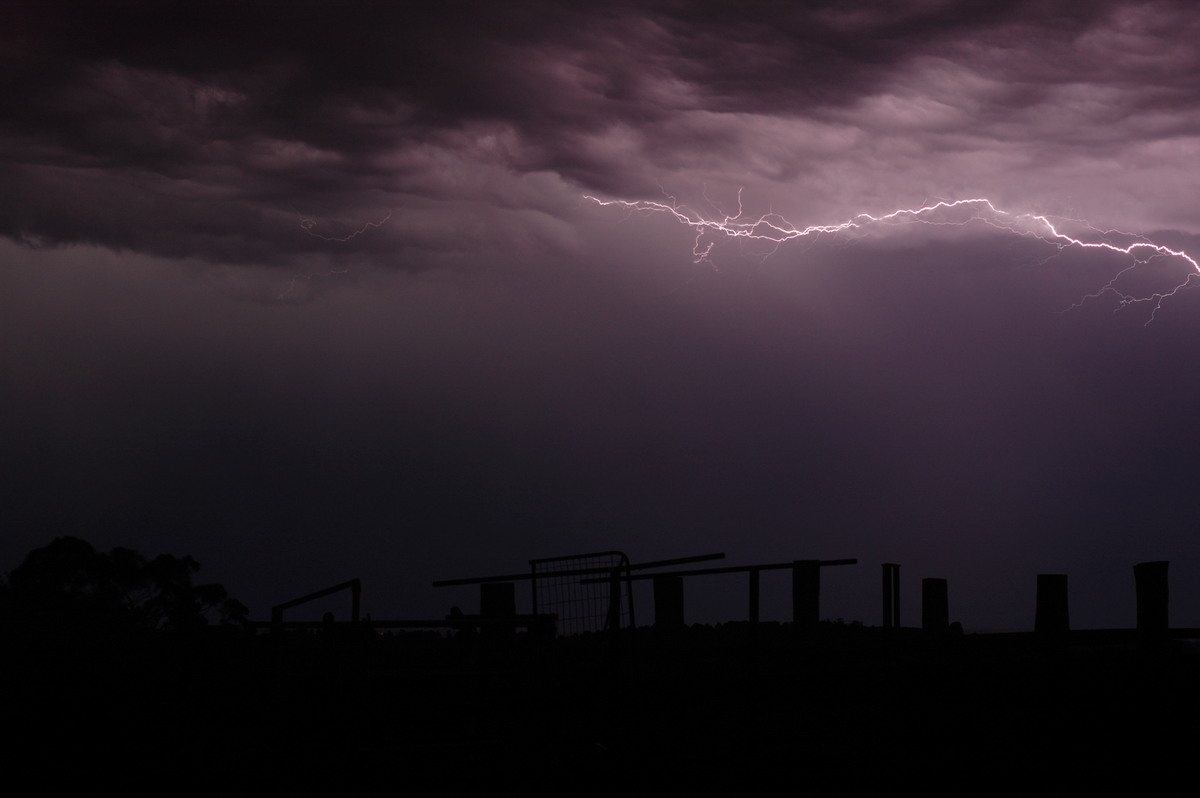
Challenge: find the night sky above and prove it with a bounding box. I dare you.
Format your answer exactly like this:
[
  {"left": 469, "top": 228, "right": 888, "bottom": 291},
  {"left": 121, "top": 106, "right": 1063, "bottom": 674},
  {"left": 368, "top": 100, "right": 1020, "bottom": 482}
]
[{"left": 4, "top": 0, "right": 1200, "bottom": 631}]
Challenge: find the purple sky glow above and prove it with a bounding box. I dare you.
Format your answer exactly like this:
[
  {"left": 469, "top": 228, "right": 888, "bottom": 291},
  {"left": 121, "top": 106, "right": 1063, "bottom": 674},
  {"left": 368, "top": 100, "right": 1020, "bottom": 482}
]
[{"left": 4, "top": 1, "right": 1200, "bottom": 631}]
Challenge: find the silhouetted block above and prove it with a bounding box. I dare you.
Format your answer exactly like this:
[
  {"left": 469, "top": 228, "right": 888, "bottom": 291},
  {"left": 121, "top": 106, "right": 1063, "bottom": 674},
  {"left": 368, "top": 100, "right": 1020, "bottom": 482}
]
[
  {"left": 882, "top": 563, "right": 900, "bottom": 629},
  {"left": 654, "top": 575, "right": 684, "bottom": 631},
  {"left": 922, "top": 578, "right": 948, "bottom": 633},
  {"left": 1035, "top": 574, "right": 1069, "bottom": 636},
  {"left": 1134, "top": 561, "right": 1169, "bottom": 633},
  {"left": 480, "top": 582, "right": 516, "bottom": 638},
  {"left": 792, "top": 560, "right": 820, "bottom": 629}
]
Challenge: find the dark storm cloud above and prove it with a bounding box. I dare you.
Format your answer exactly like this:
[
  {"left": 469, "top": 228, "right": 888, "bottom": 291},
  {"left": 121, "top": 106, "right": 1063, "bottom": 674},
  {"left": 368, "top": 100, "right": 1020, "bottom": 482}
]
[{"left": 8, "top": 0, "right": 1197, "bottom": 269}]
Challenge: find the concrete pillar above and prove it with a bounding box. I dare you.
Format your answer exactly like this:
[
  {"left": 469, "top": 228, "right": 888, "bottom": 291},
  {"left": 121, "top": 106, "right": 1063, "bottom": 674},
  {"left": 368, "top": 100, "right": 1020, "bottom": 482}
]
[
  {"left": 480, "top": 582, "right": 516, "bottom": 638},
  {"left": 922, "top": 578, "right": 948, "bottom": 633},
  {"left": 1134, "top": 561, "right": 1169, "bottom": 634},
  {"left": 1035, "top": 574, "right": 1069, "bottom": 637}
]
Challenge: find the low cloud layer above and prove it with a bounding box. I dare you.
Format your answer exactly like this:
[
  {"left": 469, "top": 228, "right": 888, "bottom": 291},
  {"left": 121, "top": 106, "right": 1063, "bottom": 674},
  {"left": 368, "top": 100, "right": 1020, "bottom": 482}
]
[{"left": 5, "top": 1, "right": 1200, "bottom": 271}]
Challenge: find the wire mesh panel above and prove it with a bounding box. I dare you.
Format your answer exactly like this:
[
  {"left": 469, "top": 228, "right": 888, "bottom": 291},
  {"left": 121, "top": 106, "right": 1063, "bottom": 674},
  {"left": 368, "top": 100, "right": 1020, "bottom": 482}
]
[{"left": 530, "top": 551, "right": 633, "bottom": 636}]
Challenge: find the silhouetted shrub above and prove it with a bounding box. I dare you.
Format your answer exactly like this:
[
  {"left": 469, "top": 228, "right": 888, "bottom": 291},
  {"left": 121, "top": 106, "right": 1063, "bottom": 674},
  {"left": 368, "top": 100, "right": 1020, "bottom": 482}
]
[{"left": 2, "top": 536, "right": 247, "bottom": 632}]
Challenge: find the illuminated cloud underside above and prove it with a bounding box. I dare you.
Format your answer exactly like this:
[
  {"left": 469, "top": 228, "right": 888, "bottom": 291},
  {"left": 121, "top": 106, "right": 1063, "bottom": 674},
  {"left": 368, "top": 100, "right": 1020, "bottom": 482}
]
[{"left": 586, "top": 192, "right": 1200, "bottom": 322}]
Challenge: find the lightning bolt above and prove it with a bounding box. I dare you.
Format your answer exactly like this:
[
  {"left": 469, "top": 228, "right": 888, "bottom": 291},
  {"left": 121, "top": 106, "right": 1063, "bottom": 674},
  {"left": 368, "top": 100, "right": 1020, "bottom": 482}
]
[
  {"left": 295, "top": 208, "right": 395, "bottom": 242},
  {"left": 280, "top": 207, "right": 395, "bottom": 301},
  {"left": 584, "top": 192, "right": 1200, "bottom": 324}
]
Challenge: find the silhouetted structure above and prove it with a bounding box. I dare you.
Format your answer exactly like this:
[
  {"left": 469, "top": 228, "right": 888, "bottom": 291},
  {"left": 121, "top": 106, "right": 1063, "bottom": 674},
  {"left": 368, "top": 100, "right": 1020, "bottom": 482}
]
[
  {"left": 922, "top": 578, "right": 948, "bottom": 633},
  {"left": 792, "top": 559, "right": 857, "bottom": 629},
  {"left": 748, "top": 567, "right": 761, "bottom": 624},
  {"left": 653, "top": 574, "right": 685, "bottom": 631},
  {"left": 530, "top": 551, "right": 633, "bottom": 635},
  {"left": 1035, "top": 574, "right": 1069, "bottom": 637},
  {"left": 881, "top": 563, "right": 900, "bottom": 628},
  {"left": 480, "top": 581, "right": 517, "bottom": 638},
  {"left": 586, "top": 558, "right": 857, "bottom": 627},
  {"left": 271, "top": 578, "right": 361, "bottom": 632},
  {"left": 435, "top": 552, "right": 724, "bottom": 636},
  {"left": 1135, "top": 561, "right": 1169, "bottom": 635}
]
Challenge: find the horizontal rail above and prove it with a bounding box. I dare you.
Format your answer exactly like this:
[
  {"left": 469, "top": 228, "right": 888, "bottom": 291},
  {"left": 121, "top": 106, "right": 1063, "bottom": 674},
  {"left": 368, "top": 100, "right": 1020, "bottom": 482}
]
[
  {"left": 433, "top": 552, "right": 725, "bottom": 587},
  {"left": 272, "top": 578, "right": 361, "bottom": 613},
  {"left": 580, "top": 558, "right": 857, "bottom": 584},
  {"left": 529, "top": 550, "right": 626, "bottom": 566},
  {"left": 250, "top": 614, "right": 558, "bottom": 630}
]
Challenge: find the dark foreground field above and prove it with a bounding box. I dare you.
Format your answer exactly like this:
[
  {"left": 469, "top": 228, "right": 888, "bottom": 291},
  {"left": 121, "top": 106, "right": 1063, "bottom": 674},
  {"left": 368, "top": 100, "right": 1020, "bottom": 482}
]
[{"left": 7, "top": 622, "right": 1198, "bottom": 795}]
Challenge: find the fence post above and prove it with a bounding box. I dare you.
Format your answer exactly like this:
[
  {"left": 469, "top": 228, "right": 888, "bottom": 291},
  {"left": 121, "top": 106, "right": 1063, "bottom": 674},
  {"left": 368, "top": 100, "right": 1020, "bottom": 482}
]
[
  {"left": 882, "top": 563, "right": 900, "bottom": 628},
  {"left": 1134, "top": 561, "right": 1169, "bottom": 635},
  {"left": 748, "top": 568, "right": 761, "bottom": 624},
  {"left": 605, "top": 568, "right": 623, "bottom": 633},
  {"left": 922, "top": 578, "right": 948, "bottom": 633},
  {"left": 1035, "top": 574, "right": 1069, "bottom": 638},
  {"left": 480, "top": 582, "right": 516, "bottom": 638},
  {"left": 792, "top": 560, "right": 821, "bottom": 630}
]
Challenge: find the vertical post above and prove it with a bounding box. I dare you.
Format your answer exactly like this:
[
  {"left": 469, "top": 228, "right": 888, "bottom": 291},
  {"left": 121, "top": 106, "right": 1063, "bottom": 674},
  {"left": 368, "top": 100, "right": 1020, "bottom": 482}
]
[
  {"left": 530, "top": 563, "right": 538, "bottom": 620},
  {"left": 480, "top": 582, "right": 516, "bottom": 638},
  {"left": 922, "top": 578, "right": 948, "bottom": 633},
  {"left": 748, "top": 568, "right": 761, "bottom": 624},
  {"left": 351, "top": 580, "right": 361, "bottom": 624},
  {"left": 792, "top": 560, "right": 821, "bottom": 630},
  {"left": 624, "top": 564, "right": 636, "bottom": 631},
  {"left": 1134, "top": 561, "right": 1169, "bottom": 635},
  {"left": 653, "top": 575, "right": 685, "bottom": 631},
  {"left": 1035, "top": 574, "right": 1069, "bottom": 637},
  {"left": 606, "top": 568, "right": 622, "bottom": 633},
  {"left": 882, "top": 563, "right": 900, "bottom": 628},
  {"left": 892, "top": 565, "right": 900, "bottom": 628}
]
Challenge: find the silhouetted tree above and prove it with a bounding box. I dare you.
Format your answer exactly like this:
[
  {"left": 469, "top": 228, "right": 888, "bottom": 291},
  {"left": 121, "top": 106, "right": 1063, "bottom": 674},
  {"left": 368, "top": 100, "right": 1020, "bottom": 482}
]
[{"left": 2, "top": 536, "right": 247, "bottom": 631}]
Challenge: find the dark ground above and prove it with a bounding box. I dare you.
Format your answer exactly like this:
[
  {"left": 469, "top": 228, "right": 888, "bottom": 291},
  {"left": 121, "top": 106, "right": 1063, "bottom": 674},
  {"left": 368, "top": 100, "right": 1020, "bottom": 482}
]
[{"left": 6, "top": 622, "right": 1198, "bottom": 795}]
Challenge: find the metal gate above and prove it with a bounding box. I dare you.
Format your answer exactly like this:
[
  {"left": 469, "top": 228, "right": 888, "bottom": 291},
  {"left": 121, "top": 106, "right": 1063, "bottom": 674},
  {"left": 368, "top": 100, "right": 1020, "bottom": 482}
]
[{"left": 530, "top": 551, "right": 633, "bottom": 636}]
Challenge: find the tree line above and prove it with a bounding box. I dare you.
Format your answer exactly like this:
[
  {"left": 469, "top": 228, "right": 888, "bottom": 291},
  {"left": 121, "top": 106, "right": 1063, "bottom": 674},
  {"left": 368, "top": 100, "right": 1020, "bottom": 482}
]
[{"left": 0, "top": 536, "right": 247, "bottom": 631}]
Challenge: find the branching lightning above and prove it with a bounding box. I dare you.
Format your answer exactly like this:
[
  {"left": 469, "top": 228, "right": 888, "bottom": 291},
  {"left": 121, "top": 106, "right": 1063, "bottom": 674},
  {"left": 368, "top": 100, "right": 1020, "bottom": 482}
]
[
  {"left": 279, "top": 207, "right": 395, "bottom": 301},
  {"left": 296, "top": 208, "right": 395, "bottom": 242},
  {"left": 584, "top": 192, "right": 1200, "bottom": 323}
]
